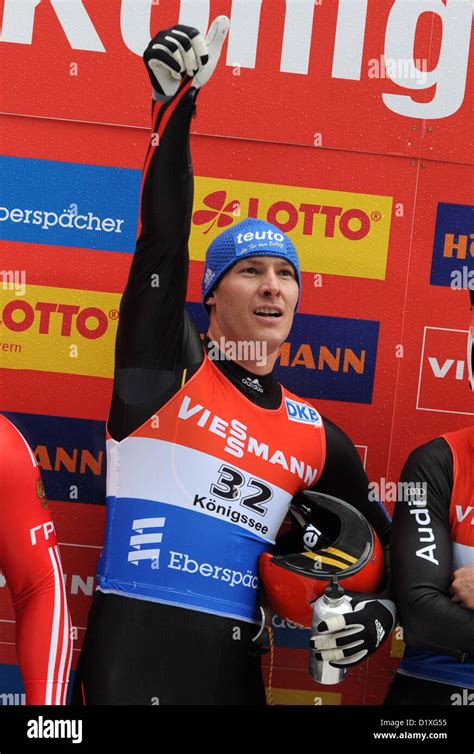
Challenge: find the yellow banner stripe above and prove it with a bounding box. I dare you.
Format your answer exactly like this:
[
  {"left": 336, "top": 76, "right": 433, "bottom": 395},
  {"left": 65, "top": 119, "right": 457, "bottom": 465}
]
[
  {"left": 0, "top": 284, "right": 118, "bottom": 378},
  {"left": 266, "top": 687, "right": 342, "bottom": 705},
  {"left": 191, "top": 177, "right": 392, "bottom": 280}
]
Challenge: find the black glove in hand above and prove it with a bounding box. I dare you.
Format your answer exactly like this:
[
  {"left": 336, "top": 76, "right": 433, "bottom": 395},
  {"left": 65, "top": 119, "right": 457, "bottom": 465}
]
[
  {"left": 310, "top": 597, "right": 396, "bottom": 667},
  {"left": 143, "top": 17, "right": 229, "bottom": 100}
]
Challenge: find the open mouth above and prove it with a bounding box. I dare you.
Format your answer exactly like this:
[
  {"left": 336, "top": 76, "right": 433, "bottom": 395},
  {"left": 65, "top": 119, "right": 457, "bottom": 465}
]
[{"left": 253, "top": 308, "right": 283, "bottom": 318}]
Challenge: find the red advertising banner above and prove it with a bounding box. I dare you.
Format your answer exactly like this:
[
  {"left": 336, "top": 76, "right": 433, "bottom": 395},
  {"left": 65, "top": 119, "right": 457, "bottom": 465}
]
[
  {"left": 0, "top": 0, "right": 473, "bottom": 708},
  {"left": 1, "top": 0, "right": 473, "bottom": 162}
]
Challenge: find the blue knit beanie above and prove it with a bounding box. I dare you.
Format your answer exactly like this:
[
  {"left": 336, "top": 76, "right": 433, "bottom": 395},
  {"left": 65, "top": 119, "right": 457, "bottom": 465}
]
[{"left": 202, "top": 218, "right": 301, "bottom": 312}]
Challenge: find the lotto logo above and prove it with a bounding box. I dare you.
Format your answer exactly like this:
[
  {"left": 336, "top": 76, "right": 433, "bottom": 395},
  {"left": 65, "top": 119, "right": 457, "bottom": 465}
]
[
  {"left": 285, "top": 398, "right": 322, "bottom": 426},
  {"left": 192, "top": 179, "right": 392, "bottom": 283}
]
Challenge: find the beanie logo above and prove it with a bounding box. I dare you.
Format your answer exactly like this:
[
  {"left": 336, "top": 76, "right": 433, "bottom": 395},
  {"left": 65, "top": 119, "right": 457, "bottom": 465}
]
[
  {"left": 235, "top": 229, "right": 285, "bottom": 255},
  {"left": 204, "top": 267, "right": 215, "bottom": 289},
  {"left": 202, "top": 219, "right": 300, "bottom": 307}
]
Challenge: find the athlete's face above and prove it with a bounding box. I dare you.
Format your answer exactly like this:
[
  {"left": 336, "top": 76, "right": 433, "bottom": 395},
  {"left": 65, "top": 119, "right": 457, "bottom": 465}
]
[{"left": 206, "top": 256, "right": 299, "bottom": 365}]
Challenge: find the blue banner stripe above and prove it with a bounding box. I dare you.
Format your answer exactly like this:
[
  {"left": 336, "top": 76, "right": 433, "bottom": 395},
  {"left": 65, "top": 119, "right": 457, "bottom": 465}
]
[
  {"left": 3, "top": 412, "right": 105, "bottom": 505},
  {"left": 0, "top": 156, "right": 140, "bottom": 252},
  {"left": 430, "top": 202, "right": 474, "bottom": 288}
]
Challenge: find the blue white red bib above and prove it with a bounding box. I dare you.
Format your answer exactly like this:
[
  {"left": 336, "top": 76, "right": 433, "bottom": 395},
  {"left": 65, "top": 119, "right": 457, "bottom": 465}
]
[{"left": 97, "top": 355, "right": 326, "bottom": 623}]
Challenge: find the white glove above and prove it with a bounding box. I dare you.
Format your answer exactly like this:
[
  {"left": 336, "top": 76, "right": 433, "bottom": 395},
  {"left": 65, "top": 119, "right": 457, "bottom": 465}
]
[{"left": 143, "top": 17, "right": 230, "bottom": 101}]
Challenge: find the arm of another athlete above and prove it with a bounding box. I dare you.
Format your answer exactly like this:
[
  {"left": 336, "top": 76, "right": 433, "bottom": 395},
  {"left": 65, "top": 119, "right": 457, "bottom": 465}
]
[
  {"left": 451, "top": 565, "right": 474, "bottom": 610},
  {"left": 0, "top": 415, "right": 72, "bottom": 704},
  {"left": 391, "top": 438, "right": 474, "bottom": 659}
]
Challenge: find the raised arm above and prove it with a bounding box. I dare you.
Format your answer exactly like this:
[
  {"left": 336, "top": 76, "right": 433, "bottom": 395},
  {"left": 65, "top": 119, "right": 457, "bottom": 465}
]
[{"left": 108, "top": 20, "right": 229, "bottom": 441}]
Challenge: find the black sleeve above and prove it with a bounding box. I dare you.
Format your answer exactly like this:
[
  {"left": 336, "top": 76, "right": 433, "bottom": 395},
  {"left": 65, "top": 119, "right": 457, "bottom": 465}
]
[
  {"left": 391, "top": 438, "right": 474, "bottom": 660},
  {"left": 315, "top": 418, "right": 391, "bottom": 546},
  {"left": 276, "top": 417, "right": 392, "bottom": 590},
  {"left": 108, "top": 84, "right": 204, "bottom": 441}
]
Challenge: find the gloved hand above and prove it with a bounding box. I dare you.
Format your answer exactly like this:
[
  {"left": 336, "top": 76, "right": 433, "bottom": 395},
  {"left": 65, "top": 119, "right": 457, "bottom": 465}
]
[
  {"left": 310, "top": 596, "right": 396, "bottom": 667},
  {"left": 143, "top": 16, "right": 230, "bottom": 101}
]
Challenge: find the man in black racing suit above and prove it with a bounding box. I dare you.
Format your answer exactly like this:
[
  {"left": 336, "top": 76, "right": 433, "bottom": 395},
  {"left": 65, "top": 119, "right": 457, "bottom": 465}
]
[
  {"left": 385, "top": 292, "right": 474, "bottom": 704},
  {"left": 72, "top": 18, "right": 395, "bottom": 706}
]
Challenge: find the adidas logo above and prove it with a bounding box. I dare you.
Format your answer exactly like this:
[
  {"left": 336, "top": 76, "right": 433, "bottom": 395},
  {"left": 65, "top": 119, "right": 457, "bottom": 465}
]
[
  {"left": 242, "top": 377, "right": 263, "bottom": 393},
  {"left": 204, "top": 267, "right": 215, "bottom": 288},
  {"left": 375, "top": 618, "right": 385, "bottom": 647}
]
